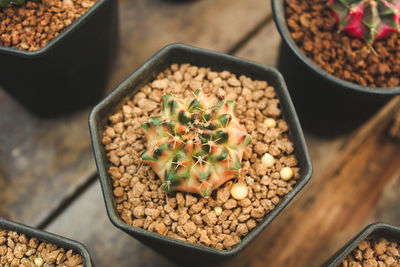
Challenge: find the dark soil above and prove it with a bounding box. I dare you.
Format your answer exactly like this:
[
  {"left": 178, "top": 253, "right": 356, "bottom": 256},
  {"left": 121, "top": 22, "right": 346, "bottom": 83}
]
[
  {"left": 285, "top": 0, "right": 400, "bottom": 88},
  {"left": 0, "top": 0, "right": 97, "bottom": 52}
]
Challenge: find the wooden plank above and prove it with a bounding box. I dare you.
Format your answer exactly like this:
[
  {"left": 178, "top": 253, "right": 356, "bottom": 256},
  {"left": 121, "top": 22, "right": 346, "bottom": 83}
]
[
  {"left": 45, "top": 182, "right": 179, "bottom": 267},
  {"left": 0, "top": 0, "right": 270, "bottom": 227},
  {"left": 45, "top": 11, "right": 400, "bottom": 267},
  {"left": 224, "top": 96, "right": 400, "bottom": 267},
  {"left": 373, "top": 168, "right": 400, "bottom": 225},
  {"left": 233, "top": 22, "right": 400, "bottom": 266},
  {"left": 234, "top": 20, "right": 349, "bottom": 179},
  {"left": 107, "top": 0, "right": 271, "bottom": 90},
  {"left": 0, "top": 93, "right": 95, "bottom": 227},
  {"left": 43, "top": 18, "right": 375, "bottom": 266},
  {"left": 235, "top": 19, "right": 281, "bottom": 67},
  {"left": 44, "top": 96, "right": 400, "bottom": 266}
]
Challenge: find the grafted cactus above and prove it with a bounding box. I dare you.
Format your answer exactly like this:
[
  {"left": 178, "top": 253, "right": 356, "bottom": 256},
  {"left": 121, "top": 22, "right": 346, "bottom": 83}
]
[
  {"left": 140, "top": 89, "right": 251, "bottom": 197},
  {"left": 327, "top": 0, "right": 400, "bottom": 43}
]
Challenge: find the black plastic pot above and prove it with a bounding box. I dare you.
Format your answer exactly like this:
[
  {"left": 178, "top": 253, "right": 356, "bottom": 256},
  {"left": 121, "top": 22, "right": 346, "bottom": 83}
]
[
  {"left": 0, "top": 217, "right": 93, "bottom": 266},
  {"left": 271, "top": 0, "right": 400, "bottom": 136},
  {"left": 0, "top": 0, "right": 118, "bottom": 116},
  {"left": 89, "top": 43, "right": 312, "bottom": 266},
  {"left": 325, "top": 223, "right": 400, "bottom": 267}
]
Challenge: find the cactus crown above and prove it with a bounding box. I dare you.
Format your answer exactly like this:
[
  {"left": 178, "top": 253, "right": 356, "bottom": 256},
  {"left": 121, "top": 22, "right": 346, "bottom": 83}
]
[
  {"left": 328, "top": 0, "right": 400, "bottom": 43},
  {"left": 140, "top": 89, "right": 251, "bottom": 197}
]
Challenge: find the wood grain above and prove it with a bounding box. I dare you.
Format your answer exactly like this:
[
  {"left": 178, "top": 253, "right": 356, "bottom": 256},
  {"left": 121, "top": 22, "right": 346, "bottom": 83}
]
[
  {"left": 108, "top": 0, "right": 271, "bottom": 91},
  {"left": 374, "top": 169, "right": 400, "bottom": 225},
  {"left": 44, "top": 96, "right": 400, "bottom": 267},
  {"left": 224, "top": 96, "right": 400, "bottom": 267},
  {"left": 42, "top": 16, "right": 374, "bottom": 266},
  {"left": 45, "top": 182, "right": 179, "bottom": 267},
  {"left": 234, "top": 18, "right": 349, "bottom": 179},
  {"left": 235, "top": 19, "right": 281, "bottom": 67},
  {"left": 0, "top": 91, "right": 95, "bottom": 227},
  {"left": 0, "top": 0, "right": 270, "bottom": 227},
  {"left": 6, "top": 0, "right": 400, "bottom": 266}
]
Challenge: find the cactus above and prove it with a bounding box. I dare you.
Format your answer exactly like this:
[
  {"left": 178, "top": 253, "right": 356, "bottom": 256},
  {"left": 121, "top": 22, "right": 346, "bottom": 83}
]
[
  {"left": 327, "top": 0, "right": 400, "bottom": 43},
  {"left": 140, "top": 89, "right": 251, "bottom": 197}
]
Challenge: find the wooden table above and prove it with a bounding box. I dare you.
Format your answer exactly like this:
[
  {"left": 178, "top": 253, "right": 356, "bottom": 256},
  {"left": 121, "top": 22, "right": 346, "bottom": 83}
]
[{"left": 1, "top": 0, "right": 399, "bottom": 266}]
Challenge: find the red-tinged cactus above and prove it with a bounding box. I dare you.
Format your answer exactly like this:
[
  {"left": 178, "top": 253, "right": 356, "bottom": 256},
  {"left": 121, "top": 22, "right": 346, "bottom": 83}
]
[
  {"left": 327, "top": 0, "right": 400, "bottom": 43},
  {"left": 140, "top": 89, "right": 251, "bottom": 197}
]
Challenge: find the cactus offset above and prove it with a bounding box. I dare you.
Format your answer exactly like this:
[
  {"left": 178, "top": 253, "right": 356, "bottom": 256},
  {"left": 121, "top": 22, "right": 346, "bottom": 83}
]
[
  {"left": 327, "top": 0, "right": 400, "bottom": 43},
  {"left": 140, "top": 89, "right": 251, "bottom": 197}
]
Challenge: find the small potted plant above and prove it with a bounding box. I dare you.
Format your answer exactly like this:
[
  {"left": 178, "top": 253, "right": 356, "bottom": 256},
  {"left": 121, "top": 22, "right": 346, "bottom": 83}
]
[
  {"left": 0, "top": 217, "right": 93, "bottom": 266},
  {"left": 325, "top": 223, "right": 400, "bottom": 266},
  {"left": 271, "top": 0, "right": 400, "bottom": 135},
  {"left": 89, "top": 43, "right": 312, "bottom": 265},
  {"left": 0, "top": 0, "right": 118, "bottom": 116}
]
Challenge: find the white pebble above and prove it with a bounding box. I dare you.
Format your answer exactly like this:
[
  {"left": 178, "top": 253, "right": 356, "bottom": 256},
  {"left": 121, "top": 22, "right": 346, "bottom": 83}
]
[
  {"left": 280, "top": 167, "right": 293, "bottom": 181},
  {"left": 261, "top": 153, "right": 275, "bottom": 167},
  {"left": 214, "top": 206, "right": 222, "bottom": 216},
  {"left": 245, "top": 176, "right": 254, "bottom": 184},
  {"left": 230, "top": 183, "right": 248, "bottom": 200},
  {"left": 34, "top": 257, "right": 44, "bottom": 267},
  {"left": 264, "top": 118, "right": 277, "bottom": 128}
]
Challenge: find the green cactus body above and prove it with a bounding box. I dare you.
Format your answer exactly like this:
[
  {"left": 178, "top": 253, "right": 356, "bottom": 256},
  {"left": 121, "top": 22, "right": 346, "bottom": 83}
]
[{"left": 140, "top": 89, "right": 251, "bottom": 197}]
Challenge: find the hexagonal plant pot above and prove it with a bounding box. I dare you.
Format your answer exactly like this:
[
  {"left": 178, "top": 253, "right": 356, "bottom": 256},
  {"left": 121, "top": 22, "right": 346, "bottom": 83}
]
[
  {"left": 271, "top": 0, "right": 400, "bottom": 136},
  {"left": 89, "top": 43, "right": 312, "bottom": 266},
  {"left": 325, "top": 223, "right": 400, "bottom": 267},
  {"left": 0, "top": 0, "right": 118, "bottom": 116},
  {"left": 0, "top": 217, "right": 93, "bottom": 266}
]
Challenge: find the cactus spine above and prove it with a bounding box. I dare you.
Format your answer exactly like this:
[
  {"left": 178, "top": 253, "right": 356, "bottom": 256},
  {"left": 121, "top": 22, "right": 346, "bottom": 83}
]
[
  {"left": 327, "top": 0, "right": 400, "bottom": 43},
  {"left": 140, "top": 89, "right": 251, "bottom": 197}
]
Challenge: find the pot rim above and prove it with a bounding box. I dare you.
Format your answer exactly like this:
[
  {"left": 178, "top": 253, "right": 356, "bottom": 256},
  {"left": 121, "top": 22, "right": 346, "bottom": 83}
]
[
  {"left": 89, "top": 43, "right": 313, "bottom": 258},
  {"left": 0, "top": 0, "right": 108, "bottom": 59},
  {"left": 271, "top": 0, "right": 400, "bottom": 95},
  {"left": 0, "top": 217, "right": 93, "bottom": 266},
  {"left": 325, "top": 222, "right": 400, "bottom": 267}
]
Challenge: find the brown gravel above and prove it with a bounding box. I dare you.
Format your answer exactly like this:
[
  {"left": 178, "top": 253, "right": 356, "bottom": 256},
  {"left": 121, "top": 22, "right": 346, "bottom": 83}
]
[
  {"left": 0, "top": 229, "right": 83, "bottom": 267},
  {"left": 0, "top": 0, "right": 97, "bottom": 52},
  {"left": 285, "top": 0, "right": 400, "bottom": 88},
  {"left": 340, "top": 237, "right": 400, "bottom": 267},
  {"left": 102, "top": 63, "right": 301, "bottom": 250}
]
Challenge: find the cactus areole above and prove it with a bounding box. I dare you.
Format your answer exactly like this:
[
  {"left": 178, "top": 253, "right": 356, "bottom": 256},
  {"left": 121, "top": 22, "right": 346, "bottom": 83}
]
[
  {"left": 140, "top": 89, "right": 252, "bottom": 197},
  {"left": 327, "top": 0, "right": 400, "bottom": 43}
]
